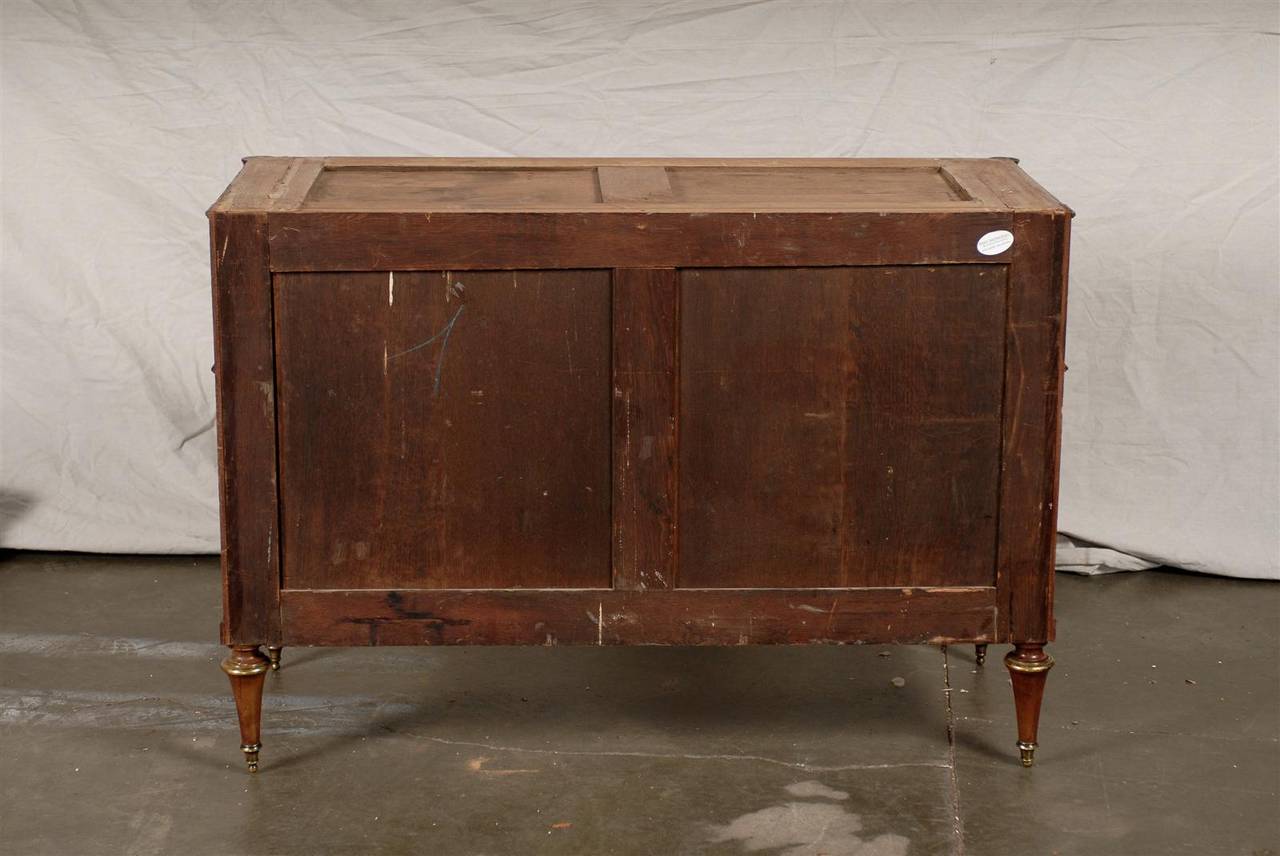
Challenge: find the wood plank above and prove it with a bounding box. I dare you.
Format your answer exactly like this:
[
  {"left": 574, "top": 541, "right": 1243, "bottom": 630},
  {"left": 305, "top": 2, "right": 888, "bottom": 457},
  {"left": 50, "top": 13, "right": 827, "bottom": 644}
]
[
  {"left": 841, "top": 266, "right": 1006, "bottom": 587},
  {"left": 208, "top": 157, "right": 296, "bottom": 214},
  {"left": 597, "top": 166, "right": 673, "bottom": 203},
  {"left": 944, "top": 158, "right": 1073, "bottom": 215},
  {"left": 321, "top": 157, "right": 951, "bottom": 169},
  {"left": 677, "top": 266, "right": 1005, "bottom": 589},
  {"left": 664, "top": 166, "right": 967, "bottom": 207},
  {"left": 281, "top": 587, "right": 998, "bottom": 647},
  {"left": 996, "top": 213, "right": 1069, "bottom": 642},
  {"left": 303, "top": 166, "right": 601, "bottom": 211},
  {"left": 267, "top": 210, "right": 1016, "bottom": 271},
  {"left": 268, "top": 158, "right": 326, "bottom": 211},
  {"left": 678, "top": 267, "right": 851, "bottom": 587},
  {"left": 214, "top": 157, "right": 1064, "bottom": 214},
  {"left": 612, "top": 269, "right": 678, "bottom": 590},
  {"left": 209, "top": 211, "right": 281, "bottom": 645},
  {"left": 274, "top": 269, "right": 613, "bottom": 590}
]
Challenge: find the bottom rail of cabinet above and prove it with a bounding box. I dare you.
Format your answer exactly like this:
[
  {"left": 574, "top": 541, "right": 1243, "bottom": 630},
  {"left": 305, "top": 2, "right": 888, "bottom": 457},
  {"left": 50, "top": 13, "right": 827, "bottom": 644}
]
[{"left": 271, "top": 585, "right": 1003, "bottom": 647}]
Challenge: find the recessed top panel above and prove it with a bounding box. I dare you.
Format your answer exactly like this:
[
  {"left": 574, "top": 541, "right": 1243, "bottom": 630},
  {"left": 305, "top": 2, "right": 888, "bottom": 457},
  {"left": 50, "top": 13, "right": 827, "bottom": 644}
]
[
  {"left": 298, "top": 163, "right": 971, "bottom": 212},
  {"left": 211, "top": 157, "right": 1072, "bottom": 215},
  {"left": 302, "top": 167, "right": 602, "bottom": 211},
  {"left": 665, "top": 166, "right": 969, "bottom": 206}
]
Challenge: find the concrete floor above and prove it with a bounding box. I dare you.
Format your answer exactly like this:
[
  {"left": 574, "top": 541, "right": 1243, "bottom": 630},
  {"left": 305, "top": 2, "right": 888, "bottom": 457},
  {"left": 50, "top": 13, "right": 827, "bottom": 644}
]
[{"left": 0, "top": 552, "right": 1276, "bottom": 856}]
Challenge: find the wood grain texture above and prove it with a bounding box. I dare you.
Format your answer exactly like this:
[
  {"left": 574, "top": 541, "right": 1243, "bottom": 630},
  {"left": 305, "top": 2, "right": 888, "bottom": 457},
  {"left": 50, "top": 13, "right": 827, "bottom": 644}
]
[
  {"left": 1006, "top": 644, "right": 1054, "bottom": 766},
  {"left": 597, "top": 166, "right": 673, "bottom": 203},
  {"left": 996, "top": 213, "right": 1070, "bottom": 642},
  {"left": 209, "top": 157, "right": 1072, "bottom": 654},
  {"left": 274, "top": 269, "right": 613, "bottom": 590},
  {"left": 942, "top": 158, "right": 1074, "bottom": 215},
  {"left": 302, "top": 166, "right": 601, "bottom": 211},
  {"left": 612, "top": 269, "right": 678, "bottom": 590},
  {"left": 208, "top": 158, "right": 294, "bottom": 214},
  {"left": 266, "top": 211, "right": 1016, "bottom": 271},
  {"left": 677, "top": 266, "right": 1005, "bottom": 589},
  {"left": 209, "top": 211, "right": 282, "bottom": 646},
  {"left": 281, "top": 587, "right": 997, "bottom": 647},
  {"left": 233, "top": 157, "right": 1068, "bottom": 212},
  {"left": 665, "top": 166, "right": 969, "bottom": 207}
]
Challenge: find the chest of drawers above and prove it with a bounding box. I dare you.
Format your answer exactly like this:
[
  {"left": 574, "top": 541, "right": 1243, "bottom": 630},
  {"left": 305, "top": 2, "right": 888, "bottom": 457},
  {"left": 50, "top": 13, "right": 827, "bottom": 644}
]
[{"left": 209, "top": 157, "right": 1071, "bottom": 772}]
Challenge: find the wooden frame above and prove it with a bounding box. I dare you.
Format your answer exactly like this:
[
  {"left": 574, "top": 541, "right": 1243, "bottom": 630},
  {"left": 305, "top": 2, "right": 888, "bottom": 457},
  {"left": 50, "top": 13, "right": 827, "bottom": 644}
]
[{"left": 210, "top": 156, "right": 1072, "bottom": 770}]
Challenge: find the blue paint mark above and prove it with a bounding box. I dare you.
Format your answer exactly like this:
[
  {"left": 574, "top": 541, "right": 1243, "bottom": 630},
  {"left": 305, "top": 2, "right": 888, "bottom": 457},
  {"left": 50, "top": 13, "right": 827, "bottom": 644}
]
[{"left": 389, "top": 304, "right": 466, "bottom": 395}]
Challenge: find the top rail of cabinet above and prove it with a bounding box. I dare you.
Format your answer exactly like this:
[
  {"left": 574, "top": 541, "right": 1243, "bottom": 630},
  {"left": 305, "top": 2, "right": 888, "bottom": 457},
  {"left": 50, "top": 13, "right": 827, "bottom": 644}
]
[{"left": 208, "top": 157, "right": 1072, "bottom": 217}]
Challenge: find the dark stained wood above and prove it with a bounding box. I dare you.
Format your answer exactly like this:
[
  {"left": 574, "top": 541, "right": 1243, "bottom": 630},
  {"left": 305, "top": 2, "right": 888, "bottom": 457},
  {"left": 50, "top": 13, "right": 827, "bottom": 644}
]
[
  {"left": 612, "top": 269, "right": 678, "bottom": 590},
  {"left": 266, "top": 211, "right": 1016, "bottom": 272},
  {"left": 209, "top": 208, "right": 282, "bottom": 647},
  {"left": 996, "top": 213, "right": 1069, "bottom": 642},
  {"left": 280, "top": 587, "right": 997, "bottom": 647},
  {"left": 274, "top": 269, "right": 613, "bottom": 590},
  {"left": 842, "top": 266, "right": 1006, "bottom": 587},
  {"left": 677, "top": 266, "right": 1004, "bottom": 589},
  {"left": 210, "top": 156, "right": 1072, "bottom": 770}
]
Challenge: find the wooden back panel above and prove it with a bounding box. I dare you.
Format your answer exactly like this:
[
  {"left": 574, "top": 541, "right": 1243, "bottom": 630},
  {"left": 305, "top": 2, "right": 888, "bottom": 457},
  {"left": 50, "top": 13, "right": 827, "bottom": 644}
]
[
  {"left": 210, "top": 157, "right": 1070, "bottom": 645},
  {"left": 678, "top": 266, "right": 1006, "bottom": 588},
  {"left": 274, "top": 269, "right": 612, "bottom": 590}
]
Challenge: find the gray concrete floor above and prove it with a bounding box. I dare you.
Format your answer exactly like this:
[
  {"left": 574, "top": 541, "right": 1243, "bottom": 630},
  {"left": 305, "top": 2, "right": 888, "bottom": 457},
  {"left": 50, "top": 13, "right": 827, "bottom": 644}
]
[{"left": 0, "top": 552, "right": 1276, "bottom": 856}]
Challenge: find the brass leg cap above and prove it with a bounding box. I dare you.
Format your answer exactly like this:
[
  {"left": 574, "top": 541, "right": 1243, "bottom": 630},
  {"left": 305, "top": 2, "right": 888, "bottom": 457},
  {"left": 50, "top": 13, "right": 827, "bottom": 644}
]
[
  {"left": 1017, "top": 741, "right": 1037, "bottom": 768},
  {"left": 266, "top": 647, "right": 282, "bottom": 671},
  {"left": 242, "top": 743, "right": 261, "bottom": 773},
  {"left": 975, "top": 644, "right": 988, "bottom": 666}
]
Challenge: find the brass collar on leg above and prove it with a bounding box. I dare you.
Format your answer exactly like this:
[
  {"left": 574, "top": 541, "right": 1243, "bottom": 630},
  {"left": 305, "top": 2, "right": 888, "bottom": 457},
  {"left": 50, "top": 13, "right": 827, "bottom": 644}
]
[
  {"left": 1004, "top": 652, "right": 1055, "bottom": 674},
  {"left": 221, "top": 650, "right": 271, "bottom": 677}
]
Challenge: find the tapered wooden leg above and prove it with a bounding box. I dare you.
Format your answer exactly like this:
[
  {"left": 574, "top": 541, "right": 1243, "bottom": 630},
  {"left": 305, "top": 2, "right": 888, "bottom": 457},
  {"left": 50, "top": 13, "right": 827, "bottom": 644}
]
[
  {"left": 266, "top": 646, "right": 282, "bottom": 671},
  {"left": 221, "top": 645, "right": 271, "bottom": 772},
  {"left": 974, "top": 643, "right": 988, "bottom": 666},
  {"left": 1004, "top": 644, "right": 1054, "bottom": 767}
]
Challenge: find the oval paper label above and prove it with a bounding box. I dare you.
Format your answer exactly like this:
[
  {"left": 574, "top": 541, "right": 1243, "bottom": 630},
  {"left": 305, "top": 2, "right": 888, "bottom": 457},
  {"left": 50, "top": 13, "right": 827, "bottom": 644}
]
[{"left": 976, "top": 229, "right": 1014, "bottom": 255}]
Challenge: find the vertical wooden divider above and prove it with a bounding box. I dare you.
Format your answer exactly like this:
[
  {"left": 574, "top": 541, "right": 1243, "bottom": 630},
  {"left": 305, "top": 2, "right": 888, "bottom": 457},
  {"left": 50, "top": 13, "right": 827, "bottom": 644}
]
[{"left": 612, "top": 268, "right": 679, "bottom": 590}]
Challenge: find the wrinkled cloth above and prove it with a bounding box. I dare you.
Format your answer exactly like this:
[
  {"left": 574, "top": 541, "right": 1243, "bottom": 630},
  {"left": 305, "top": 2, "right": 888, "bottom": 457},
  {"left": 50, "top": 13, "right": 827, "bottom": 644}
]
[{"left": 1, "top": 1, "right": 1276, "bottom": 577}]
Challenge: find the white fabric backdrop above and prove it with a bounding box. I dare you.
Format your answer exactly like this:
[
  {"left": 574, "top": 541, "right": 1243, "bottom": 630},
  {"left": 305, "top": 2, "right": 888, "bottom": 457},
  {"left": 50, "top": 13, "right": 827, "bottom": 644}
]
[{"left": 2, "top": 1, "right": 1276, "bottom": 578}]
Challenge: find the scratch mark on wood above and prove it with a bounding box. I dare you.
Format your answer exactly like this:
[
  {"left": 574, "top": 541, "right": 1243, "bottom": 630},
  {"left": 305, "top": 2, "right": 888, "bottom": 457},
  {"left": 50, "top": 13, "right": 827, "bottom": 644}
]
[
  {"left": 598, "top": 602, "right": 604, "bottom": 645},
  {"left": 388, "top": 271, "right": 395, "bottom": 306},
  {"left": 255, "top": 381, "right": 273, "bottom": 418},
  {"left": 389, "top": 304, "right": 466, "bottom": 395}
]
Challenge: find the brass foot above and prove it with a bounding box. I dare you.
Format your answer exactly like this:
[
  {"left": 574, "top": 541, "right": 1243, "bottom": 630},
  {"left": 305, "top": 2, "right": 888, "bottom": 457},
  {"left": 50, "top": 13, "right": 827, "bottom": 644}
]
[
  {"left": 242, "top": 742, "right": 262, "bottom": 773},
  {"left": 975, "top": 644, "right": 988, "bottom": 666},
  {"left": 266, "top": 646, "right": 282, "bottom": 671},
  {"left": 1017, "top": 740, "right": 1037, "bottom": 767}
]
